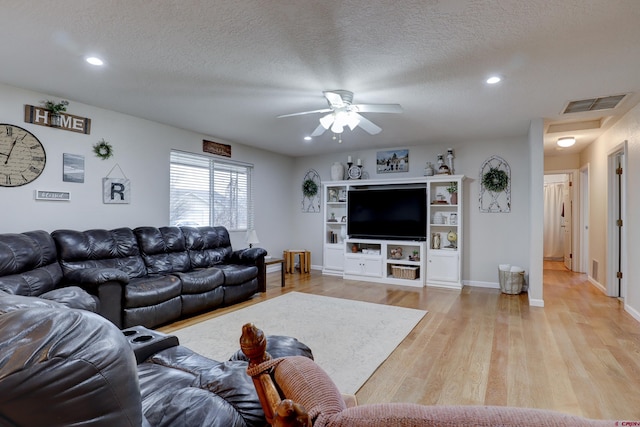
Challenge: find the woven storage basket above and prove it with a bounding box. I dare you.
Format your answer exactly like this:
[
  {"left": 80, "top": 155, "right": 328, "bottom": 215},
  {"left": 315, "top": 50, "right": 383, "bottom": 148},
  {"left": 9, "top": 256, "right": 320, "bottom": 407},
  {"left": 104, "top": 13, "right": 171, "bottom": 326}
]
[
  {"left": 499, "top": 269, "right": 525, "bottom": 294},
  {"left": 392, "top": 266, "right": 419, "bottom": 280}
]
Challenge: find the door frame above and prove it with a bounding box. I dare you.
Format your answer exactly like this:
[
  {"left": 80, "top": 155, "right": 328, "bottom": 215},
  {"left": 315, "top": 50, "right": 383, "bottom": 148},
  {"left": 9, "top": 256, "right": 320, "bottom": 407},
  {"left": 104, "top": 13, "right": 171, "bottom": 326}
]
[
  {"left": 544, "top": 169, "right": 580, "bottom": 271},
  {"left": 579, "top": 164, "right": 590, "bottom": 274},
  {"left": 606, "top": 141, "right": 628, "bottom": 298}
]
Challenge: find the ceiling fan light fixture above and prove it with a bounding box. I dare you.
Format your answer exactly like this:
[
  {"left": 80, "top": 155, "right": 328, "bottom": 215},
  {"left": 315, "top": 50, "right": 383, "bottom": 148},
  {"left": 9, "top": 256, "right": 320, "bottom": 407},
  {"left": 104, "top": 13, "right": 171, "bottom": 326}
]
[
  {"left": 557, "top": 137, "right": 576, "bottom": 147},
  {"left": 319, "top": 113, "right": 334, "bottom": 129},
  {"left": 330, "top": 121, "right": 344, "bottom": 134},
  {"left": 345, "top": 112, "right": 360, "bottom": 130}
]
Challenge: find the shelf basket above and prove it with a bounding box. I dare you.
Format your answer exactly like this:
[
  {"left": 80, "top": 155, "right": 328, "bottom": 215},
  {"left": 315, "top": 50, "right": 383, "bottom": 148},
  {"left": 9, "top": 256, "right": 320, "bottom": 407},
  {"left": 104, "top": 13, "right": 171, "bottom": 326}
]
[{"left": 391, "top": 265, "right": 419, "bottom": 280}]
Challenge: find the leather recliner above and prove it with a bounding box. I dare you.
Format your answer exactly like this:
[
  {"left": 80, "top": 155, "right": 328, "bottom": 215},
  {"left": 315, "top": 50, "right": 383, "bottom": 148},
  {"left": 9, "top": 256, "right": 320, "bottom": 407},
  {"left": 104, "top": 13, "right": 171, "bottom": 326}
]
[
  {"left": 0, "top": 231, "right": 98, "bottom": 312},
  {"left": 0, "top": 294, "right": 313, "bottom": 427}
]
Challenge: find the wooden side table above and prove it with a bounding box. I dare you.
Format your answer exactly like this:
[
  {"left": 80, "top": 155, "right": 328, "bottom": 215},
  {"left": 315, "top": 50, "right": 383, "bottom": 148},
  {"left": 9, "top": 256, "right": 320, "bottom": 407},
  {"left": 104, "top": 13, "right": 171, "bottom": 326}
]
[
  {"left": 283, "top": 250, "right": 310, "bottom": 274},
  {"left": 264, "top": 257, "right": 285, "bottom": 287}
]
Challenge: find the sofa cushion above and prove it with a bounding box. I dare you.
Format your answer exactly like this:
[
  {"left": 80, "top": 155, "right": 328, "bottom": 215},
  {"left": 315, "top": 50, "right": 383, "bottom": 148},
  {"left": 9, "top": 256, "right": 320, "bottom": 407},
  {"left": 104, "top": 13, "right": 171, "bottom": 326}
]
[
  {"left": 134, "top": 226, "right": 191, "bottom": 274},
  {"left": 223, "top": 279, "right": 258, "bottom": 306},
  {"left": 142, "top": 346, "right": 266, "bottom": 427},
  {"left": 216, "top": 264, "right": 258, "bottom": 286},
  {"left": 0, "top": 231, "right": 63, "bottom": 296},
  {"left": 0, "top": 291, "right": 66, "bottom": 315},
  {"left": 52, "top": 228, "right": 148, "bottom": 279},
  {"left": 181, "top": 287, "right": 225, "bottom": 316},
  {"left": 40, "top": 286, "right": 99, "bottom": 312},
  {"left": 125, "top": 275, "right": 182, "bottom": 308},
  {"left": 181, "top": 226, "right": 233, "bottom": 268},
  {"left": 124, "top": 297, "right": 182, "bottom": 329},
  {"left": 175, "top": 268, "right": 225, "bottom": 294}
]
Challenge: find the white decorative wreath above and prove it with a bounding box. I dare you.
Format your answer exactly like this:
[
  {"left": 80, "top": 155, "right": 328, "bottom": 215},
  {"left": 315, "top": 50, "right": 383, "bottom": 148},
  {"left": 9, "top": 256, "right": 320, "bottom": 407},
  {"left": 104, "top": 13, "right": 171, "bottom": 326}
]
[{"left": 93, "top": 139, "right": 113, "bottom": 160}]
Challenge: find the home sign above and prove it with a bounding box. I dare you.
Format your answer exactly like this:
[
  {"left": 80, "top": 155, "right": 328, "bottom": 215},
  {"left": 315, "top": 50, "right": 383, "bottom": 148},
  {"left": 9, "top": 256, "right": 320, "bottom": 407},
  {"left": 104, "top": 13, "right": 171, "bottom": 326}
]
[{"left": 24, "top": 105, "right": 92, "bottom": 134}]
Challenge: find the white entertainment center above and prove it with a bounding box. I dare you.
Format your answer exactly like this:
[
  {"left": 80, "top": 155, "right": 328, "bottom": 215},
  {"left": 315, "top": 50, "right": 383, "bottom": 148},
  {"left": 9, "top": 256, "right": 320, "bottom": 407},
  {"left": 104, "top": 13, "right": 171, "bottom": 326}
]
[{"left": 322, "top": 175, "right": 464, "bottom": 290}]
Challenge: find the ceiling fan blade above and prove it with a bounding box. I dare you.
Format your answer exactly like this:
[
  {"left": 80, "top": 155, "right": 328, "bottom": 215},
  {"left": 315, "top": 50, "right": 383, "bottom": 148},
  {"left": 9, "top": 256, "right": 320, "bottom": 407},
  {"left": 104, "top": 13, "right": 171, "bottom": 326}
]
[
  {"left": 310, "top": 123, "right": 328, "bottom": 137},
  {"left": 277, "top": 108, "right": 332, "bottom": 118},
  {"left": 353, "top": 113, "right": 382, "bottom": 135},
  {"left": 352, "top": 103, "right": 403, "bottom": 114},
  {"left": 323, "top": 91, "right": 346, "bottom": 108}
]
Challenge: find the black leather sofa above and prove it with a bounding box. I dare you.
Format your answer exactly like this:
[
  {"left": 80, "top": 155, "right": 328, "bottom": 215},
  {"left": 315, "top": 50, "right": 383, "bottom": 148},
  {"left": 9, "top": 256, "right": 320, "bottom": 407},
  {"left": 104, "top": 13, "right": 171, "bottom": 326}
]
[
  {"left": 0, "top": 225, "right": 266, "bottom": 329},
  {"left": 0, "top": 293, "right": 312, "bottom": 427}
]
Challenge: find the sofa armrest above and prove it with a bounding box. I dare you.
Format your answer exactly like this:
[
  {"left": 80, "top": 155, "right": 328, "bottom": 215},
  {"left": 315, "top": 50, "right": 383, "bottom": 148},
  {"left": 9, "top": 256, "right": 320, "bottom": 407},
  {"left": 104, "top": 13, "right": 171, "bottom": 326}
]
[
  {"left": 231, "top": 247, "right": 267, "bottom": 291},
  {"left": 65, "top": 268, "right": 128, "bottom": 328},
  {"left": 231, "top": 247, "right": 267, "bottom": 265}
]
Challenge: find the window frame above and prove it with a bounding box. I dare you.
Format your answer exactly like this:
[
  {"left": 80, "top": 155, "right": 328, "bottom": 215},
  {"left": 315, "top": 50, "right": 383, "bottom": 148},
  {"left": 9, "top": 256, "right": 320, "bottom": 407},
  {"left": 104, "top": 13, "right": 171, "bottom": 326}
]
[{"left": 169, "top": 150, "right": 253, "bottom": 231}]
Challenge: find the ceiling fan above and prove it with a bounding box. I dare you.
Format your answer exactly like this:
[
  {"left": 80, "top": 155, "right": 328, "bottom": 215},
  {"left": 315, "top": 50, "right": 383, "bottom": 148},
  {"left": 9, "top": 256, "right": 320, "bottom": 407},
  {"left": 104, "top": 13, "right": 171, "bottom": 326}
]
[{"left": 277, "top": 90, "right": 403, "bottom": 137}]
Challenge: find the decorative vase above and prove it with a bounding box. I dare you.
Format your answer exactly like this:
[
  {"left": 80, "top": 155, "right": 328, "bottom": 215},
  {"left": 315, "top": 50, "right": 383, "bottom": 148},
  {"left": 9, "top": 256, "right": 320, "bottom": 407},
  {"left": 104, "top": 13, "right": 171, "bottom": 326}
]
[
  {"left": 49, "top": 113, "right": 61, "bottom": 127},
  {"left": 450, "top": 192, "right": 458, "bottom": 205},
  {"left": 432, "top": 233, "right": 441, "bottom": 250},
  {"left": 330, "top": 162, "right": 344, "bottom": 181},
  {"left": 424, "top": 162, "right": 434, "bottom": 176}
]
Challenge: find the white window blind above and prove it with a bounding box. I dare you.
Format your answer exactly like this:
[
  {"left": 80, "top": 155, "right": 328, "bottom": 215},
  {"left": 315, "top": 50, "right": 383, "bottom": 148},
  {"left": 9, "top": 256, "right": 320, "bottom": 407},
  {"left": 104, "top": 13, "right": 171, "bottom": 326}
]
[{"left": 170, "top": 150, "right": 253, "bottom": 231}]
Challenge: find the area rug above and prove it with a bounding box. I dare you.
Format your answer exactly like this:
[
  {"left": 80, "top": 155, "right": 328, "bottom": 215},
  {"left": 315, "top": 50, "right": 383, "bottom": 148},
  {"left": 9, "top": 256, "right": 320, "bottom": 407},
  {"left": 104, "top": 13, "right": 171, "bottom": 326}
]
[{"left": 172, "top": 292, "right": 427, "bottom": 394}]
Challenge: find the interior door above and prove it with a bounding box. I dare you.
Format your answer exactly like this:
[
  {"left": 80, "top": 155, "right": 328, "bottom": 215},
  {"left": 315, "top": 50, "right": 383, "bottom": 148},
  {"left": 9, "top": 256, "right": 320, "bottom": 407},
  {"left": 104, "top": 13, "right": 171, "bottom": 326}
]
[{"left": 563, "top": 177, "right": 572, "bottom": 270}]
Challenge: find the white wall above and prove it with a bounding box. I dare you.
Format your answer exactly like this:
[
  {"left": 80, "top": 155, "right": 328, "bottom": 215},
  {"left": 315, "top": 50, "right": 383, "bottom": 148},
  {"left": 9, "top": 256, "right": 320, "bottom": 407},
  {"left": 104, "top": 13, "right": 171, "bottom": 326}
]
[
  {"left": 1, "top": 82, "right": 542, "bottom": 299},
  {"left": 528, "top": 119, "right": 545, "bottom": 306},
  {"left": 580, "top": 101, "right": 640, "bottom": 320},
  {"left": 0, "top": 83, "right": 294, "bottom": 253},
  {"left": 291, "top": 135, "right": 533, "bottom": 289}
]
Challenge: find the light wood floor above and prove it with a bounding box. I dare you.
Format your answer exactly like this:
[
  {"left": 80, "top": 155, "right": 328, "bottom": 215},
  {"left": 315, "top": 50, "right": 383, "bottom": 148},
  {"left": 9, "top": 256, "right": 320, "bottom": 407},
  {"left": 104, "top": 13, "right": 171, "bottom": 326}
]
[{"left": 160, "top": 261, "right": 640, "bottom": 421}]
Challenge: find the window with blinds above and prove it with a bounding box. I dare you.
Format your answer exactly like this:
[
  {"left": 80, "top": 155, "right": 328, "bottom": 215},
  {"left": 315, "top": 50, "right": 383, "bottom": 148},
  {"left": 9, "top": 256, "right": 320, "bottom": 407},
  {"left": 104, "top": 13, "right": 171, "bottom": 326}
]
[{"left": 169, "top": 150, "right": 253, "bottom": 231}]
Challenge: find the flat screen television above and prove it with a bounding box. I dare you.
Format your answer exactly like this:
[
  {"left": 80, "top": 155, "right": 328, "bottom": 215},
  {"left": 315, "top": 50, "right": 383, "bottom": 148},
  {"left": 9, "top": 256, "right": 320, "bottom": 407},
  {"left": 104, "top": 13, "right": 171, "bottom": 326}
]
[{"left": 347, "top": 187, "right": 427, "bottom": 240}]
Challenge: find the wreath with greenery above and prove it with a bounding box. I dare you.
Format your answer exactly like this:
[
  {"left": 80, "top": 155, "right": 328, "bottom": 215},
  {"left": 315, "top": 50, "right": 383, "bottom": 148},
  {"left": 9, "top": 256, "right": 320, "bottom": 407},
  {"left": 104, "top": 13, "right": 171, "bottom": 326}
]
[
  {"left": 302, "top": 178, "right": 318, "bottom": 198},
  {"left": 93, "top": 139, "right": 114, "bottom": 160},
  {"left": 482, "top": 167, "right": 509, "bottom": 192}
]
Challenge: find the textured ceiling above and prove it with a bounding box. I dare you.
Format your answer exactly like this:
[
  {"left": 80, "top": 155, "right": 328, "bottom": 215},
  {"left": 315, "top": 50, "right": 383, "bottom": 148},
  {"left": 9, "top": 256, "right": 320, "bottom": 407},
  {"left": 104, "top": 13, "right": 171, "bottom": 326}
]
[{"left": 1, "top": 0, "right": 640, "bottom": 157}]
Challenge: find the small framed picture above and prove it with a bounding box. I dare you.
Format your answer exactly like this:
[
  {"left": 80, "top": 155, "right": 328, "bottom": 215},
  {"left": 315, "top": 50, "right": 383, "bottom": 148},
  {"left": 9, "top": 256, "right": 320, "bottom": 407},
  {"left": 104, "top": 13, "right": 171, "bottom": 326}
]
[
  {"left": 63, "top": 153, "right": 85, "bottom": 183},
  {"left": 376, "top": 149, "right": 409, "bottom": 173}
]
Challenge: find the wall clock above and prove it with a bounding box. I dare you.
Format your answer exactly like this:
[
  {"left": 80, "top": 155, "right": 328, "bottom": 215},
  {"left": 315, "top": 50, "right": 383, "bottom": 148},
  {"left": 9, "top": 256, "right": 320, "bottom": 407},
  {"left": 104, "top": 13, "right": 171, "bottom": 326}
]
[{"left": 0, "top": 124, "right": 46, "bottom": 187}]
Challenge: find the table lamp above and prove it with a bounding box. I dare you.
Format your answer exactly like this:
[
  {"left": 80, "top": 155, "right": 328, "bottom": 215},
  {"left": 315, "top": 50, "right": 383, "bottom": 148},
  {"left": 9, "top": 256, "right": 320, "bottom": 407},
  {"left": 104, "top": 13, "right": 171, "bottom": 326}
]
[{"left": 246, "top": 229, "right": 260, "bottom": 248}]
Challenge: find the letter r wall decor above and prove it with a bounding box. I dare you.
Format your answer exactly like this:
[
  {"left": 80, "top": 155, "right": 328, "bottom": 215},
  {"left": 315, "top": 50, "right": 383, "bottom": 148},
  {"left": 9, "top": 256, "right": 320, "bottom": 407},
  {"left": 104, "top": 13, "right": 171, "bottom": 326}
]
[{"left": 103, "top": 178, "right": 131, "bottom": 204}]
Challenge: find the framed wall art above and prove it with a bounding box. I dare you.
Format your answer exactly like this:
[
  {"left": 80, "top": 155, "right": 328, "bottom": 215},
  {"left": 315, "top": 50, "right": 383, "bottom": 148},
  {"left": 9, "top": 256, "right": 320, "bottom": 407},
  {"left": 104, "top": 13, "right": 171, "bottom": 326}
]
[
  {"left": 376, "top": 149, "right": 409, "bottom": 173},
  {"left": 62, "top": 153, "right": 85, "bottom": 183},
  {"left": 103, "top": 178, "right": 130, "bottom": 204}
]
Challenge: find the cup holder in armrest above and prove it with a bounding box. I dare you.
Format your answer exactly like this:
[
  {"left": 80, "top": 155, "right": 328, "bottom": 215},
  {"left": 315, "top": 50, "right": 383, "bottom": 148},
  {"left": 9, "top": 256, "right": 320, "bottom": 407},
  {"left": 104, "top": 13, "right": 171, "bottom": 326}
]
[
  {"left": 132, "top": 334, "right": 154, "bottom": 343},
  {"left": 121, "top": 326, "right": 179, "bottom": 363}
]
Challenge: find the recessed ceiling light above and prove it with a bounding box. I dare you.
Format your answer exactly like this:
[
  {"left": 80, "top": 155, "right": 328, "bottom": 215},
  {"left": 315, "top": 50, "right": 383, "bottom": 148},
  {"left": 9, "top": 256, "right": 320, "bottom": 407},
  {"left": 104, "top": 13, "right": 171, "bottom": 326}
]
[
  {"left": 486, "top": 75, "right": 502, "bottom": 84},
  {"left": 304, "top": 136, "right": 312, "bottom": 141},
  {"left": 86, "top": 56, "right": 104, "bottom": 66},
  {"left": 557, "top": 137, "right": 576, "bottom": 147}
]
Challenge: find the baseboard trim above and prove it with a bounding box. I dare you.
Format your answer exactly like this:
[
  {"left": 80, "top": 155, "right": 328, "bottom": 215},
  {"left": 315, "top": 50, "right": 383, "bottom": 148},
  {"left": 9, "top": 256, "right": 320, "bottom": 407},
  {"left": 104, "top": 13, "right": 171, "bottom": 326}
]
[
  {"left": 624, "top": 303, "right": 640, "bottom": 323},
  {"left": 588, "top": 276, "right": 606, "bottom": 294},
  {"left": 463, "top": 280, "right": 499, "bottom": 289},
  {"left": 528, "top": 297, "right": 545, "bottom": 307}
]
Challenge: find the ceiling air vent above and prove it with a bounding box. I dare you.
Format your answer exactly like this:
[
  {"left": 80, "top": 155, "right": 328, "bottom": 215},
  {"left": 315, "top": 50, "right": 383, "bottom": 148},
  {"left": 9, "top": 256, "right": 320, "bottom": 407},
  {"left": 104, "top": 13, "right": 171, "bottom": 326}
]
[{"left": 563, "top": 94, "right": 626, "bottom": 114}]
